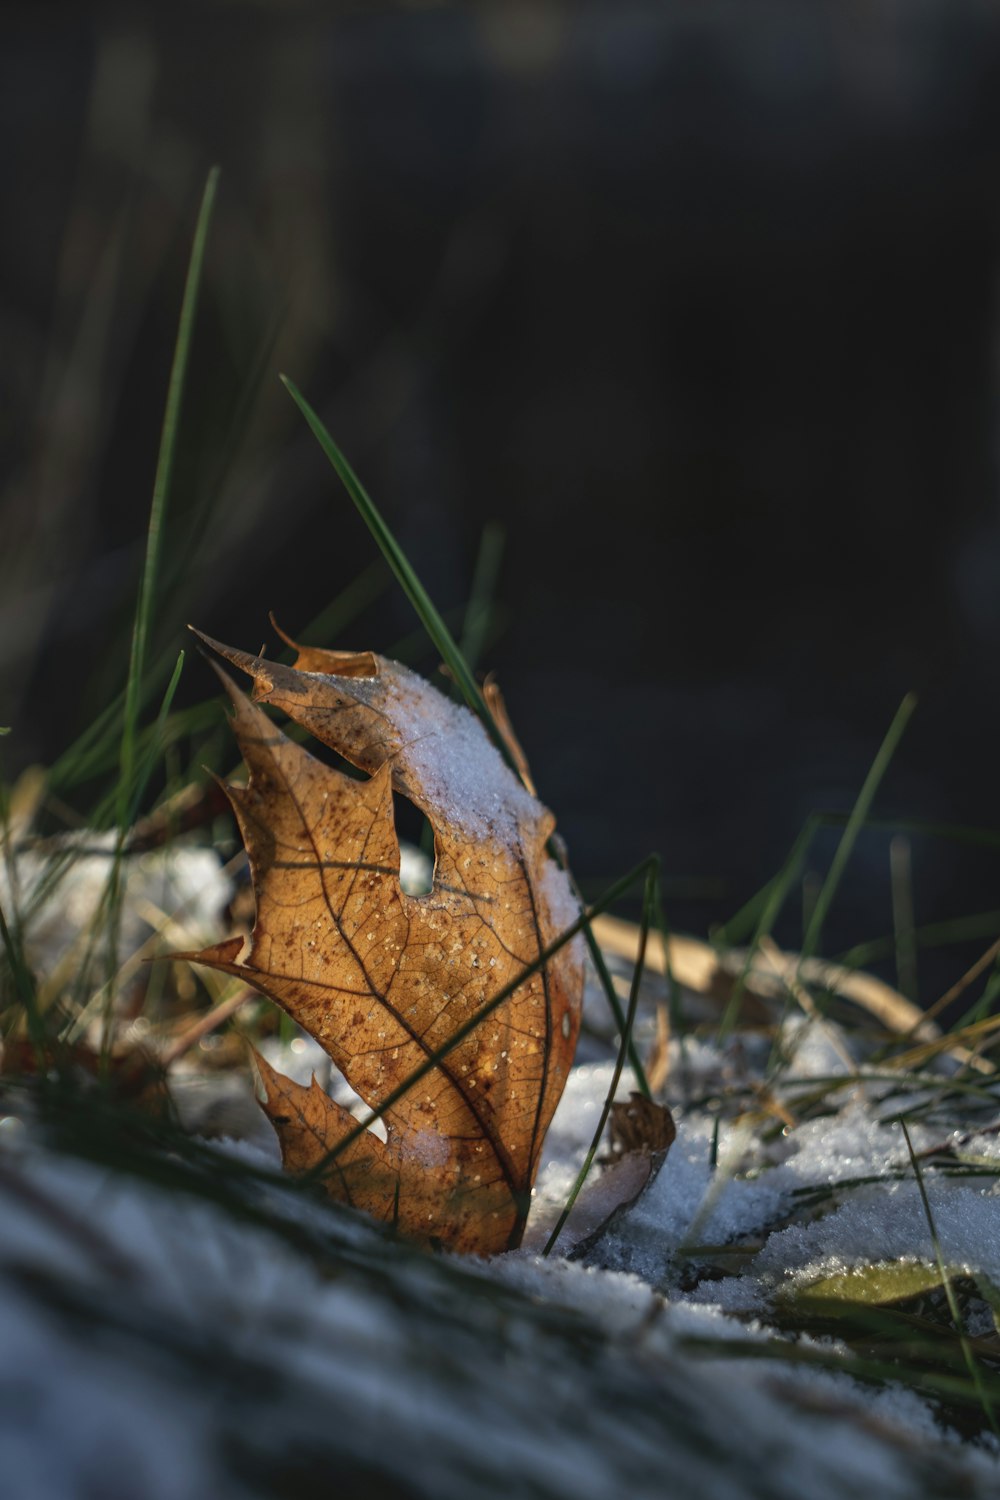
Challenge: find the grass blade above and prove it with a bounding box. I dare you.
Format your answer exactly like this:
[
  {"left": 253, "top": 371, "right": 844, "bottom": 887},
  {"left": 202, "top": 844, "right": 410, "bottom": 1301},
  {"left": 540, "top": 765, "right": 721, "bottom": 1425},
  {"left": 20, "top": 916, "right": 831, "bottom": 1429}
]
[
  {"left": 717, "top": 814, "right": 823, "bottom": 1039},
  {"left": 800, "top": 694, "right": 917, "bottom": 964},
  {"left": 279, "top": 375, "right": 503, "bottom": 755},
  {"left": 117, "top": 166, "right": 220, "bottom": 824},
  {"left": 900, "top": 1119, "right": 999, "bottom": 1436},
  {"left": 542, "top": 857, "right": 658, "bottom": 1255},
  {"left": 101, "top": 168, "right": 218, "bottom": 1051}
]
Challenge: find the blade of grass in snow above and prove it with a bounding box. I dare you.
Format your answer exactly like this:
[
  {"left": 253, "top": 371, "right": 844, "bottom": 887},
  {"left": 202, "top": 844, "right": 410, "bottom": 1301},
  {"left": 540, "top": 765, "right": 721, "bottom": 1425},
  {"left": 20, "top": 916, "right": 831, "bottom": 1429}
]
[
  {"left": 721, "top": 797, "right": 996, "bottom": 959},
  {"left": 901, "top": 1119, "right": 1000, "bottom": 1436},
  {"left": 654, "top": 869, "right": 685, "bottom": 1041},
  {"left": 541, "top": 856, "right": 657, "bottom": 1255},
  {"left": 714, "top": 810, "right": 831, "bottom": 954},
  {"left": 889, "top": 936, "right": 1000, "bottom": 1045},
  {"left": 118, "top": 167, "right": 220, "bottom": 826},
  {"left": 56, "top": 659, "right": 197, "bottom": 1044},
  {"left": 100, "top": 168, "right": 219, "bottom": 1052},
  {"left": 382, "top": 604, "right": 473, "bottom": 672},
  {"left": 160, "top": 295, "right": 290, "bottom": 601},
  {"left": 889, "top": 1012, "right": 1000, "bottom": 1073},
  {"left": 783, "top": 1068, "right": 1000, "bottom": 1108},
  {"left": 951, "top": 959, "right": 1000, "bottom": 1033},
  {"left": 565, "top": 867, "right": 650, "bottom": 1099},
  {"left": 674, "top": 1332, "right": 1000, "bottom": 1410}
]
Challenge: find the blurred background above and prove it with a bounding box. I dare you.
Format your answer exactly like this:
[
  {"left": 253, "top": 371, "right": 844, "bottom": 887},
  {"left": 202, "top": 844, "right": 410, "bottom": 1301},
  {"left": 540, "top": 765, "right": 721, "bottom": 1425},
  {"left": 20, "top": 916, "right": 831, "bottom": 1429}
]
[{"left": 5, "top": 0, "right": 1000, "bottom": 1001}]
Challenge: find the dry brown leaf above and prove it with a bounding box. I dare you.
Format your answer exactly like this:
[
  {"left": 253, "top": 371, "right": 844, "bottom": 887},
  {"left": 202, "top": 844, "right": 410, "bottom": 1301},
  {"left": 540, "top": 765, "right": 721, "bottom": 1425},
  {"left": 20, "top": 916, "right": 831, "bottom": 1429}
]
[
  {"left": 181, "top": 630, "right": 584, "bottom": 1254},
  {"left": 607, "top": 1092, "right": 677, "bottom": 1159}
]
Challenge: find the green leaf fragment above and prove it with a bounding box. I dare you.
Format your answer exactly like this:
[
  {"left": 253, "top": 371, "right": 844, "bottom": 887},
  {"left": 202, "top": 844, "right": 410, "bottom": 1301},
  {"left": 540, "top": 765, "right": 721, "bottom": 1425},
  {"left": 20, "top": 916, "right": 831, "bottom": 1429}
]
[{"left": 787, "top": 1259, "right": 949, "bottom": 1307}]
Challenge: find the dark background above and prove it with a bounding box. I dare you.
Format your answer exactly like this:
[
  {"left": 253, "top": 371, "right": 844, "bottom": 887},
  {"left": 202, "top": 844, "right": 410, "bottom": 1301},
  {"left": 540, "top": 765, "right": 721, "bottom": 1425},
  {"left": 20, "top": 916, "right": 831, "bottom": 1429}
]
[{"left": 5, "top": 0, "right": 1000, "bottom": 1002}]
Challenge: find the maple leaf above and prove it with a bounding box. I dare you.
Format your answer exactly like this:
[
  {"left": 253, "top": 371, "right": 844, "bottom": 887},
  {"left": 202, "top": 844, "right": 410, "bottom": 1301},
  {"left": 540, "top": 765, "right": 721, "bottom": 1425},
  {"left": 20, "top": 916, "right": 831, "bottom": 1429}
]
[{"left": 183, "top": 630, "right": 584, "bottom": 1254}]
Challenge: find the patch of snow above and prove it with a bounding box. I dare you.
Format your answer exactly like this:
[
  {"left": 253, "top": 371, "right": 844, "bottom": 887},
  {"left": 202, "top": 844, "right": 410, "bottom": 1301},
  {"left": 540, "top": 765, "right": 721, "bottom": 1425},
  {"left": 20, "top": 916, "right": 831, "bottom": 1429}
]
[
  {"left": 4, "top": 1125, "right": 997, "bottom": 1500},
  {"left": 350, "top": 660, "right": 546, "bottom": 846},
  {"left": 592, "top": 1113, "right": 788, "bottom": 1285},
  {"left": 0, "top": 833, "right": 233, "bottom": 982},
  {"left": 755, "top": 1181, "right": 1000, "bottom": 1289},
  {"left": 777, "top": 1097, "right": 929, "bottom": 1186},
  {"left": 5, "top": 961, "right": 1000, "bottom": 1496}
]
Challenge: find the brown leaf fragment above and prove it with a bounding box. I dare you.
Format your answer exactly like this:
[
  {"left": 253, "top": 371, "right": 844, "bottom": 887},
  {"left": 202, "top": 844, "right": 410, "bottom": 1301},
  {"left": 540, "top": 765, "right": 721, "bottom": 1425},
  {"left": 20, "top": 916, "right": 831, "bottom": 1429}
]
[
  {"left": 180, "top": 629, "right": 585, "bottom": 1255},
  {"left": 528, "top": 1094, "right": 675, "bottom": 1260},
  {"left": 608, "top": 1093, "right": 677, "bottom": 1159},
  {"left": 564, "top": 1095, "right": 675, "bottom": 1262},
  {"left": 482, "top": 673, "right": 537, "bottom": 796}
]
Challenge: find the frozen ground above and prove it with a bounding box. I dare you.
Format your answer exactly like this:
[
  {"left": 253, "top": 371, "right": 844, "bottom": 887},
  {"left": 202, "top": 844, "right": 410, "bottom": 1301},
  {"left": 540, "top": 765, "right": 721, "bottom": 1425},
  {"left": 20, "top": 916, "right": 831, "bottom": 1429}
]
[
  {"left": 3, "top": 839, "right": 1000, "bottom": 1497},
  {"left": 3, "top": 1003, "right": 1000, "bottom": 1500}
]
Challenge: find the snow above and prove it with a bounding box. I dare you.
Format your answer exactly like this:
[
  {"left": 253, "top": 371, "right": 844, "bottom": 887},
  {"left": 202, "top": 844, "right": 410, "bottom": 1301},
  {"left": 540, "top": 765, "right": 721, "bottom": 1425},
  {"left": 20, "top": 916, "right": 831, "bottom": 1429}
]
[
  {"left": 4, "top": 863, "right": 1000, "bottom": 1500},
  {"left": 4, "top": 1035, "right": 1000, "bottom": 1500},
  {"left": 0, "top": 833, "right": 233, "bottom": 983},
  {"left": 347, "top": 658, "right": 546, "bottom": 845}
]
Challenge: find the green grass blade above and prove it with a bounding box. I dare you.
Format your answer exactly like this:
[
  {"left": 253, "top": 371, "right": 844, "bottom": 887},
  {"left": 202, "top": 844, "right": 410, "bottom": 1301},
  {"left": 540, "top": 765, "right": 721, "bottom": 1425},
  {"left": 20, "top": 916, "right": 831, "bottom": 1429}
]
[
  {"left": 542, "top": 857, "right": 658, "bottom": 1255},
  {"left": 0, "top": 898, "right": 46, "bottom": 1055},
  {"left": 715, "top": 813, "right": 826, "bottom": 951},
  {"left": 118, "top": 166, "right": 220, "bottom": 825},
  {"left": 815, "top": 811, "right": 1000, "bottom": 854},
  {"left": 565, "top": 866, "right": 651, "bottom": 1098},
  {"left": 125, "top": 650, "right": 186, "bottom": 825},
  {"left": 717, "top": 814, "right": 823, "bottom": 1039},
  {"left": 100, "top": 168, "right": 218, "bottom": 1052},
  {"left": 279, "top": 375, "right": 507, "bottom": 761},
  {"left": 800, "top": 694, "right": 917, "bottom": 964},
  {"left": 840, "top": 909, "right": 1000, "bottom": 972}
]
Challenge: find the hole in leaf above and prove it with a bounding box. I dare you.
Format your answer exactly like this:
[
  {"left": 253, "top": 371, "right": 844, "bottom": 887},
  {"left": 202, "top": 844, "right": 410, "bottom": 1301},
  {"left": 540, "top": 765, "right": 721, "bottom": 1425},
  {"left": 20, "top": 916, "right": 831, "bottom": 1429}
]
[{"left": 392, "top": 792, "right": 435, "bottom": 895}]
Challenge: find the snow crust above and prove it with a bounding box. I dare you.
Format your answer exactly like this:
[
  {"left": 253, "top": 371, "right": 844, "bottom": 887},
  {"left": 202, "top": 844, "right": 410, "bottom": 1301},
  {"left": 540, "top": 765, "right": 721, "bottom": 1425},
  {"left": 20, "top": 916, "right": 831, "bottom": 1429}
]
[
  {"left": 4, "top": 897, "right": 1000, "bottom": 1498},
  {"left": 366, "top": 661, "right": 546, "bottom": 845},
  {"left": 5, "top": 1113, "right": 998, "bottom": 1500}
]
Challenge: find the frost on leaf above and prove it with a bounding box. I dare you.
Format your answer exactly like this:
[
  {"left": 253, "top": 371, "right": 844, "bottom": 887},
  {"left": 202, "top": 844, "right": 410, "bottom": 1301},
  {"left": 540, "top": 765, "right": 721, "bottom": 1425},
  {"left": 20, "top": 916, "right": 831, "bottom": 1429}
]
[{"left": 182, "top": 630, "right": 584, "bottom": 1255}]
